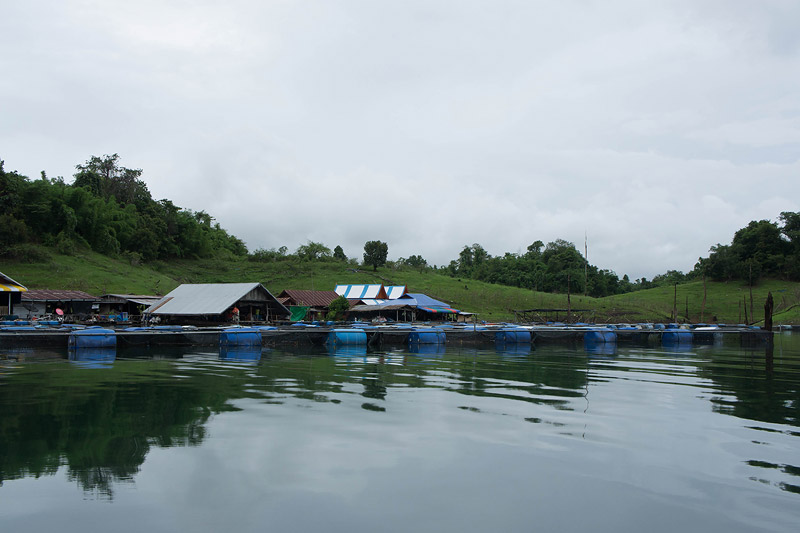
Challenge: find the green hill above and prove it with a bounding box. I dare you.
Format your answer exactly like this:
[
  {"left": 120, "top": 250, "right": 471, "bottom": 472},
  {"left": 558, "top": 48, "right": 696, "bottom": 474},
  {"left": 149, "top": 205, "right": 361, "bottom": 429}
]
[{"left": 5, "top": 245, "right": 799, "bottom": 325}]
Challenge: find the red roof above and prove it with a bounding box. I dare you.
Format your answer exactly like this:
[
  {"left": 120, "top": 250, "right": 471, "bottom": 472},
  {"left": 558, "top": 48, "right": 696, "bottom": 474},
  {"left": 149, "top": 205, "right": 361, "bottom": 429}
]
[
  {"left": 277, "top": 290, "right": 340, "bottom": 307},
  {"left": 21, "top": 289, "right": 96, "bottom": 301}
]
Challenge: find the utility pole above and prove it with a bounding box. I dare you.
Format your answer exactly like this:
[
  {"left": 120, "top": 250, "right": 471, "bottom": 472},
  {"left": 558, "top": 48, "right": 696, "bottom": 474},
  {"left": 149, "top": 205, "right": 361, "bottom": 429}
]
[
  {"left": 673, "top": 283, "right": 678, "bottom": 322},
  {"left": 584, "top": 231, "right": 588, "bottom": 298}
]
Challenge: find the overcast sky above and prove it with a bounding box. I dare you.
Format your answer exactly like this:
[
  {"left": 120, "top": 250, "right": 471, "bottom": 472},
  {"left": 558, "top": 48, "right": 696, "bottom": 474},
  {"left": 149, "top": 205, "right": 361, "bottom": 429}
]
[{"left": 2, "top": 0, "right": 799, "bottom": 280}]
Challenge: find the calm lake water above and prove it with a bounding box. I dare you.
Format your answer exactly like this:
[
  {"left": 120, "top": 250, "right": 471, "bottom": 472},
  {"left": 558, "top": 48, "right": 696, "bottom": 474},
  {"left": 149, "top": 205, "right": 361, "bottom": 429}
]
[{"left": 1, "top": 333, "right": 799, "bottom": 532}]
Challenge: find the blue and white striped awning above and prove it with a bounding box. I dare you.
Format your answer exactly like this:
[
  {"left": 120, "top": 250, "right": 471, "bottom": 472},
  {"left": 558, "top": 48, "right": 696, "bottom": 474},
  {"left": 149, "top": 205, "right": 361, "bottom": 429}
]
[
  {"left": 385, "top": 286, "right": 407, "bottom": 299},
  {"left": 335, "top": 284, "right": 388, "bottom": 300}
]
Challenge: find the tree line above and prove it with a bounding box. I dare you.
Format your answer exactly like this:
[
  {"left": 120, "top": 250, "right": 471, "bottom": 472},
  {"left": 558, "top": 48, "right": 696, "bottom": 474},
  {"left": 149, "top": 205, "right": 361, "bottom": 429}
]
[
  {"left": 3, "top": 155, "right": 798, "bottom": 295},
  {"left": 1, "top": 155, "right": 247, "bottom": 262}
]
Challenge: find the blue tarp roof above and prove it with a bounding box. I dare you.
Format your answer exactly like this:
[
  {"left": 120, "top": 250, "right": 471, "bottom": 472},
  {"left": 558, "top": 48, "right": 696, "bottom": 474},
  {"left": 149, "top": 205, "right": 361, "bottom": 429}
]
[{"left": 351, "top": 293, "right": 460, "bottom": 314}]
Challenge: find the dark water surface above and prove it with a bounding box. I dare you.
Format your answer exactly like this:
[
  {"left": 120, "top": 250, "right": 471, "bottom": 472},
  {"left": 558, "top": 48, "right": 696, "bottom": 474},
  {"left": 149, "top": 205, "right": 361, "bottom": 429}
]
[{"left": 1, "top": 334, "right": 799, "bottom": 532}]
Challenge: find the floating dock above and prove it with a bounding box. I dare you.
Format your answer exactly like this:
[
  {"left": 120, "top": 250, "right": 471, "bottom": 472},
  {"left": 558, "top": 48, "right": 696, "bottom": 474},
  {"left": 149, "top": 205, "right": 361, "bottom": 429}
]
[{"left": 0, "top": 323, "right": 774, "bottom": 351}]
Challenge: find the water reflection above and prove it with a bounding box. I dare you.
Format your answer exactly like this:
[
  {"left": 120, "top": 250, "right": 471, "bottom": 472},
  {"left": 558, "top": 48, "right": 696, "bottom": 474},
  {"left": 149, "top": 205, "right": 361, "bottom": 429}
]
[
  {"left": 326, "top": 344, "right": 368, "bottom": 357},
  {"left": 219, "top": 345, "right": 262, "bottom": 363},
  {"left": 584, "top": 340, "right": 617, "bottom": 356},
  {"left": 408, "top": 343, "right": 446, "bottom": 356},
  {"left": 68, "top": 347, "right": 116, "bottom": 368},
  {"left": 0, "top": 335, "right": 799, "bottom": 527}
]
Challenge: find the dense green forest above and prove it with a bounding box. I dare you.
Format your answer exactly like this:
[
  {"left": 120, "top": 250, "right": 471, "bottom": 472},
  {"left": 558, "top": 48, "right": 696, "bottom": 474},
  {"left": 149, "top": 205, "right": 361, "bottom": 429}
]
[
  {"left": 439, "top": 209, "right": 800, "bottom": 296},
  {"left": 0, "top": 155, "right": 247, "bottom": 263},
  {"left": 3, "top": 155, "right": 799, "bottom": 300}
]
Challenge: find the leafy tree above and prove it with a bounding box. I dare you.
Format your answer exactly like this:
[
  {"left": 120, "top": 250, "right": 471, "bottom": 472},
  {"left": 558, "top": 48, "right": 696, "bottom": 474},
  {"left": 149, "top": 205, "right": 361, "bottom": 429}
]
[
  {"left": 326, "top": 296, "right": 350, "bottom": 321},
  {"left": 363, "top": 240, "right": 388, "bottom": 271},
  {"left": 333, "top": 245, "right": 347, "bottom": 261},
  {"left": 730, "top": 219, "right": 787, "bottom": 275},
  {"left": 405, "top": 254, "right": 428, "bottom": 272},
  {"left": 296, "top": 241, "right": 332, "bottom": 261}
]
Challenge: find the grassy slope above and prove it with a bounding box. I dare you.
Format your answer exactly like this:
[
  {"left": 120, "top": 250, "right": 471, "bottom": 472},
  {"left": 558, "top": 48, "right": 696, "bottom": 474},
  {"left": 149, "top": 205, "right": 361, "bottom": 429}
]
[{"left": 5, "top": 247, "right": 800, "bottom": 324}]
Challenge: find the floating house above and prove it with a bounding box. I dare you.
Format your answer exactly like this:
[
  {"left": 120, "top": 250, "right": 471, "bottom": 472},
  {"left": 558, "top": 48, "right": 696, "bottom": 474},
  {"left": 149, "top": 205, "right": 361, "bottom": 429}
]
[
  {"left": 0, "top": 272, "right": 27, "bottom": 318},
  {"left": 277, "top": 289, "right": 341, "bottom": 321},
  {"left": 97, "top": 294, "right": 163, "bottom": 321},
  {"left": 338, "top": 283, "right": 466, "bottom": 322},
  {"left": 144, "top": 283, "right": 290, "bottom": 324},
  {"left": 19, "top": 289, "right": 96, "bottom": 320}
]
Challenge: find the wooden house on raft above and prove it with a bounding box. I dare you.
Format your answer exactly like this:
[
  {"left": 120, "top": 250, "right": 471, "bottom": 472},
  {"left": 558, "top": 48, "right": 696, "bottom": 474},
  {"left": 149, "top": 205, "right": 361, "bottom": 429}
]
[{"left": 144, "top": 283, "right": 290, "bottom": 324}]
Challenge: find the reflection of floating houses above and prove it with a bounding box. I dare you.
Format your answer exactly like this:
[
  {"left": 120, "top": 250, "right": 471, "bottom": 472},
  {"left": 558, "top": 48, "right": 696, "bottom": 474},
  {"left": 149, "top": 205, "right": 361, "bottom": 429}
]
[
  {"left": 276, "top": 290, "right": 341, "bottom": 321},
  {"left": 336, "top": 284, "right": 470, "bottom": 322},
  {"left": 0, "top": 272, "right": 27, "bottom": 317},
  {"left": 144, "top": 283, "right": 290, "bottom": 324},
  {"left": 19, "top": 289, "right": 96, "bottom": 319}
]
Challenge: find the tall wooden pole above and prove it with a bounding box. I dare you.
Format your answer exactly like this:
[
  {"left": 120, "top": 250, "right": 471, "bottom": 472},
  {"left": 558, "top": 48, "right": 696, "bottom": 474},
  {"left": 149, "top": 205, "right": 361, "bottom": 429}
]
[
  {"left": 584, "top": 232, "right": 588, "bottom": 298},
  {"left": 743, "top": 295, "right": 749, "bottom": 325},
  {"left": 673, "top": 283, "right": 677, "bottom": 322},
  {"left": 764, "top": 292, "right": 774, "bottom": 331},
  {"left": 567, "top": 273, "right": 572, "bottom": 323},
  {"left": 701, "top": 273, "right": 707, "bottom": 323},
  {"left": 748, "top": 262, "right": 754, "bottom": 324}
]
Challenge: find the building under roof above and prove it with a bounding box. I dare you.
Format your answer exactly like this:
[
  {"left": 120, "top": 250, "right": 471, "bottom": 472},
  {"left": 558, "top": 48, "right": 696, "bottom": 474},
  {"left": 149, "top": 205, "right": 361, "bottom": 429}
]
[
  {"left": 19, "top": 289, "right": 97, "bottom": 318},
  {"left": 145, "top": 283, "right": 289, "bottom": 324},
  {"left": 98, "top": 294, "right": 163, "bottom": 319},
  {"left": 278, "top": 289, "right": 340, "bottom": 308},
  {"left": 277, "top": 289, "right": 341, "bottom": 322},
  {"left": 1, "top": 272, "right": 27, "bottom": 317},
  {"left": 349, "top": 292, "right": 464, "bottom": 321}
]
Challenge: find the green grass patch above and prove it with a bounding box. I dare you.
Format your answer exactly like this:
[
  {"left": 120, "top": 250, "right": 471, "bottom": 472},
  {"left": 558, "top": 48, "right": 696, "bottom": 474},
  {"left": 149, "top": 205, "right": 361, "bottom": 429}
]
[{"left": 5, "top": 249, "right": 800, "bottom": 324}]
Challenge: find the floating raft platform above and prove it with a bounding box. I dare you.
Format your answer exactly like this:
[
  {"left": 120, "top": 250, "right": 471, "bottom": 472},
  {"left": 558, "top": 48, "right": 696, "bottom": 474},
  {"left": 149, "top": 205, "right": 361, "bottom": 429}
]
[{"left": 0, "top": 323, "right": 774, "bottom": 350}]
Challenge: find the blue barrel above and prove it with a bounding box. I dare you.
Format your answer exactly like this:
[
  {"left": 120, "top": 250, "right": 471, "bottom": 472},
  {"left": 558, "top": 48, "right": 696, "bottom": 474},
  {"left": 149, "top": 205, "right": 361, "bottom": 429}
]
[
  {"left": 584, "top": 330, "right": 617, "bottom": 343},
  {"left": 327, "top": 329, "right": 367, "bottom": 346},
  {"left": 409, "top": 328, "right": 446, "bottom": 345},
  {"left": 68, "top": 328, "right": 117, "bottom": 348},
  {"left": 495, "top": 329, "right": 532, "bottom": 343},
  {"left": 219, "top": 327, "right": 262, "bottom": 347},
  {"left": 662, "top": 330, "right": 692, "bottom": 345}
]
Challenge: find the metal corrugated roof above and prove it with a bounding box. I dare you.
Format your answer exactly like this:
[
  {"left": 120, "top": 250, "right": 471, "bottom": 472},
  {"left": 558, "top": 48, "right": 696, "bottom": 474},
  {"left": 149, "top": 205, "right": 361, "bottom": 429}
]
[
  {"left": 21, "top": 289, "right": 96, "bottom": 301},
  {"left": 278, "top": 290, "right": 340, "bottom": 307},
  {"left": 146, "top": 283, "right": 285, "bottom": 315}
]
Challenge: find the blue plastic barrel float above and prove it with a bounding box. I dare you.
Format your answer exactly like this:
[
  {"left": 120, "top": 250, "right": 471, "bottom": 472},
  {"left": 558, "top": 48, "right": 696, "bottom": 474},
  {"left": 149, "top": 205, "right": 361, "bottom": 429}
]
[
  {"left": 408, "top": 328, "right": 446, "bottom": 345},
  {"left": 662, "top": 329, "right": 693, "bottom": 345},
  {"left": 68, "top": 328, "right": 117, "bottom": 348},
  {"left": 583, "top": 330, "right": 618, "bottom": 343},
  {"left": 495, "top": 329, "right": 532, "bottom": 344},
  {"left": 327, "top": 328, "right": 367, "bottom": 346},
  {"left": 219, "top": 327, "right": 262, "bottom": 347}
]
